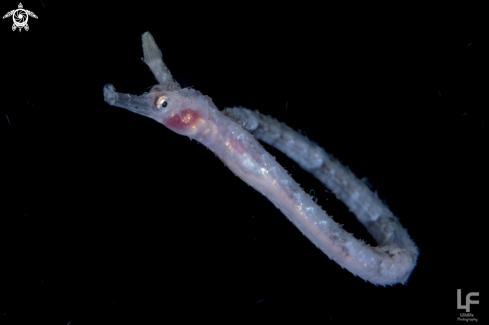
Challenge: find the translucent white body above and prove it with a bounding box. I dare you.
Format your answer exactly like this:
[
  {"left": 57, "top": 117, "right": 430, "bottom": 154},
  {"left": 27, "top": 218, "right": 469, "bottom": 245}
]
[{"left": 104, "top": 32, "right": 418, "bottom": 285}]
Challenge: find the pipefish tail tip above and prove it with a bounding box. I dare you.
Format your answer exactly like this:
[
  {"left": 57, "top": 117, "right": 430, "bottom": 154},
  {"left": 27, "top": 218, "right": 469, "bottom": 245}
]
[{"left": 141, "top": 32, "right": 180, "bottom": 89}]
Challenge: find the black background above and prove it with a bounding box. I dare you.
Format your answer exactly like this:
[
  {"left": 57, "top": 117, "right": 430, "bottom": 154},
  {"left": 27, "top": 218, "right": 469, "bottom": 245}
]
[{"left": 1, "top": 1, "right": 486, "bottom": 323}]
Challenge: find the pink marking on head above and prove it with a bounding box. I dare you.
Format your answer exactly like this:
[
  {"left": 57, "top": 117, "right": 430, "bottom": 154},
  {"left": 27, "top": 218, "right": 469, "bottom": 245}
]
[{"left": 164, "top": 108, "right": 202, "bottom": 134}]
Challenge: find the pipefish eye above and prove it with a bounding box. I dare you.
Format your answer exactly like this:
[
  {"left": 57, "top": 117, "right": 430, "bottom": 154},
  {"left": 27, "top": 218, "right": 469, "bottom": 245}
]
[{"left": 156, "top": 96, "right": 168, "bottom": 111}]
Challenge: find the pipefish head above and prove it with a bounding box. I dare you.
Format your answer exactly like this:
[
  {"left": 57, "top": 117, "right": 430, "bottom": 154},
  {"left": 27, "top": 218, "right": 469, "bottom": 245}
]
[{"left": 103, "top": 32, "right": 211, "bottom": 137}]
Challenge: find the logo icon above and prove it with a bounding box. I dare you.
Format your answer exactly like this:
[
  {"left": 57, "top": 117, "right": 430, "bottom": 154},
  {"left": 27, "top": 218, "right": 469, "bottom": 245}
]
[
  {"left": 457, "top": 289, "right": 479, "bottom": 312},
  {"left": 3, "top": 3, "right": 38, "bottom": 32}
]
